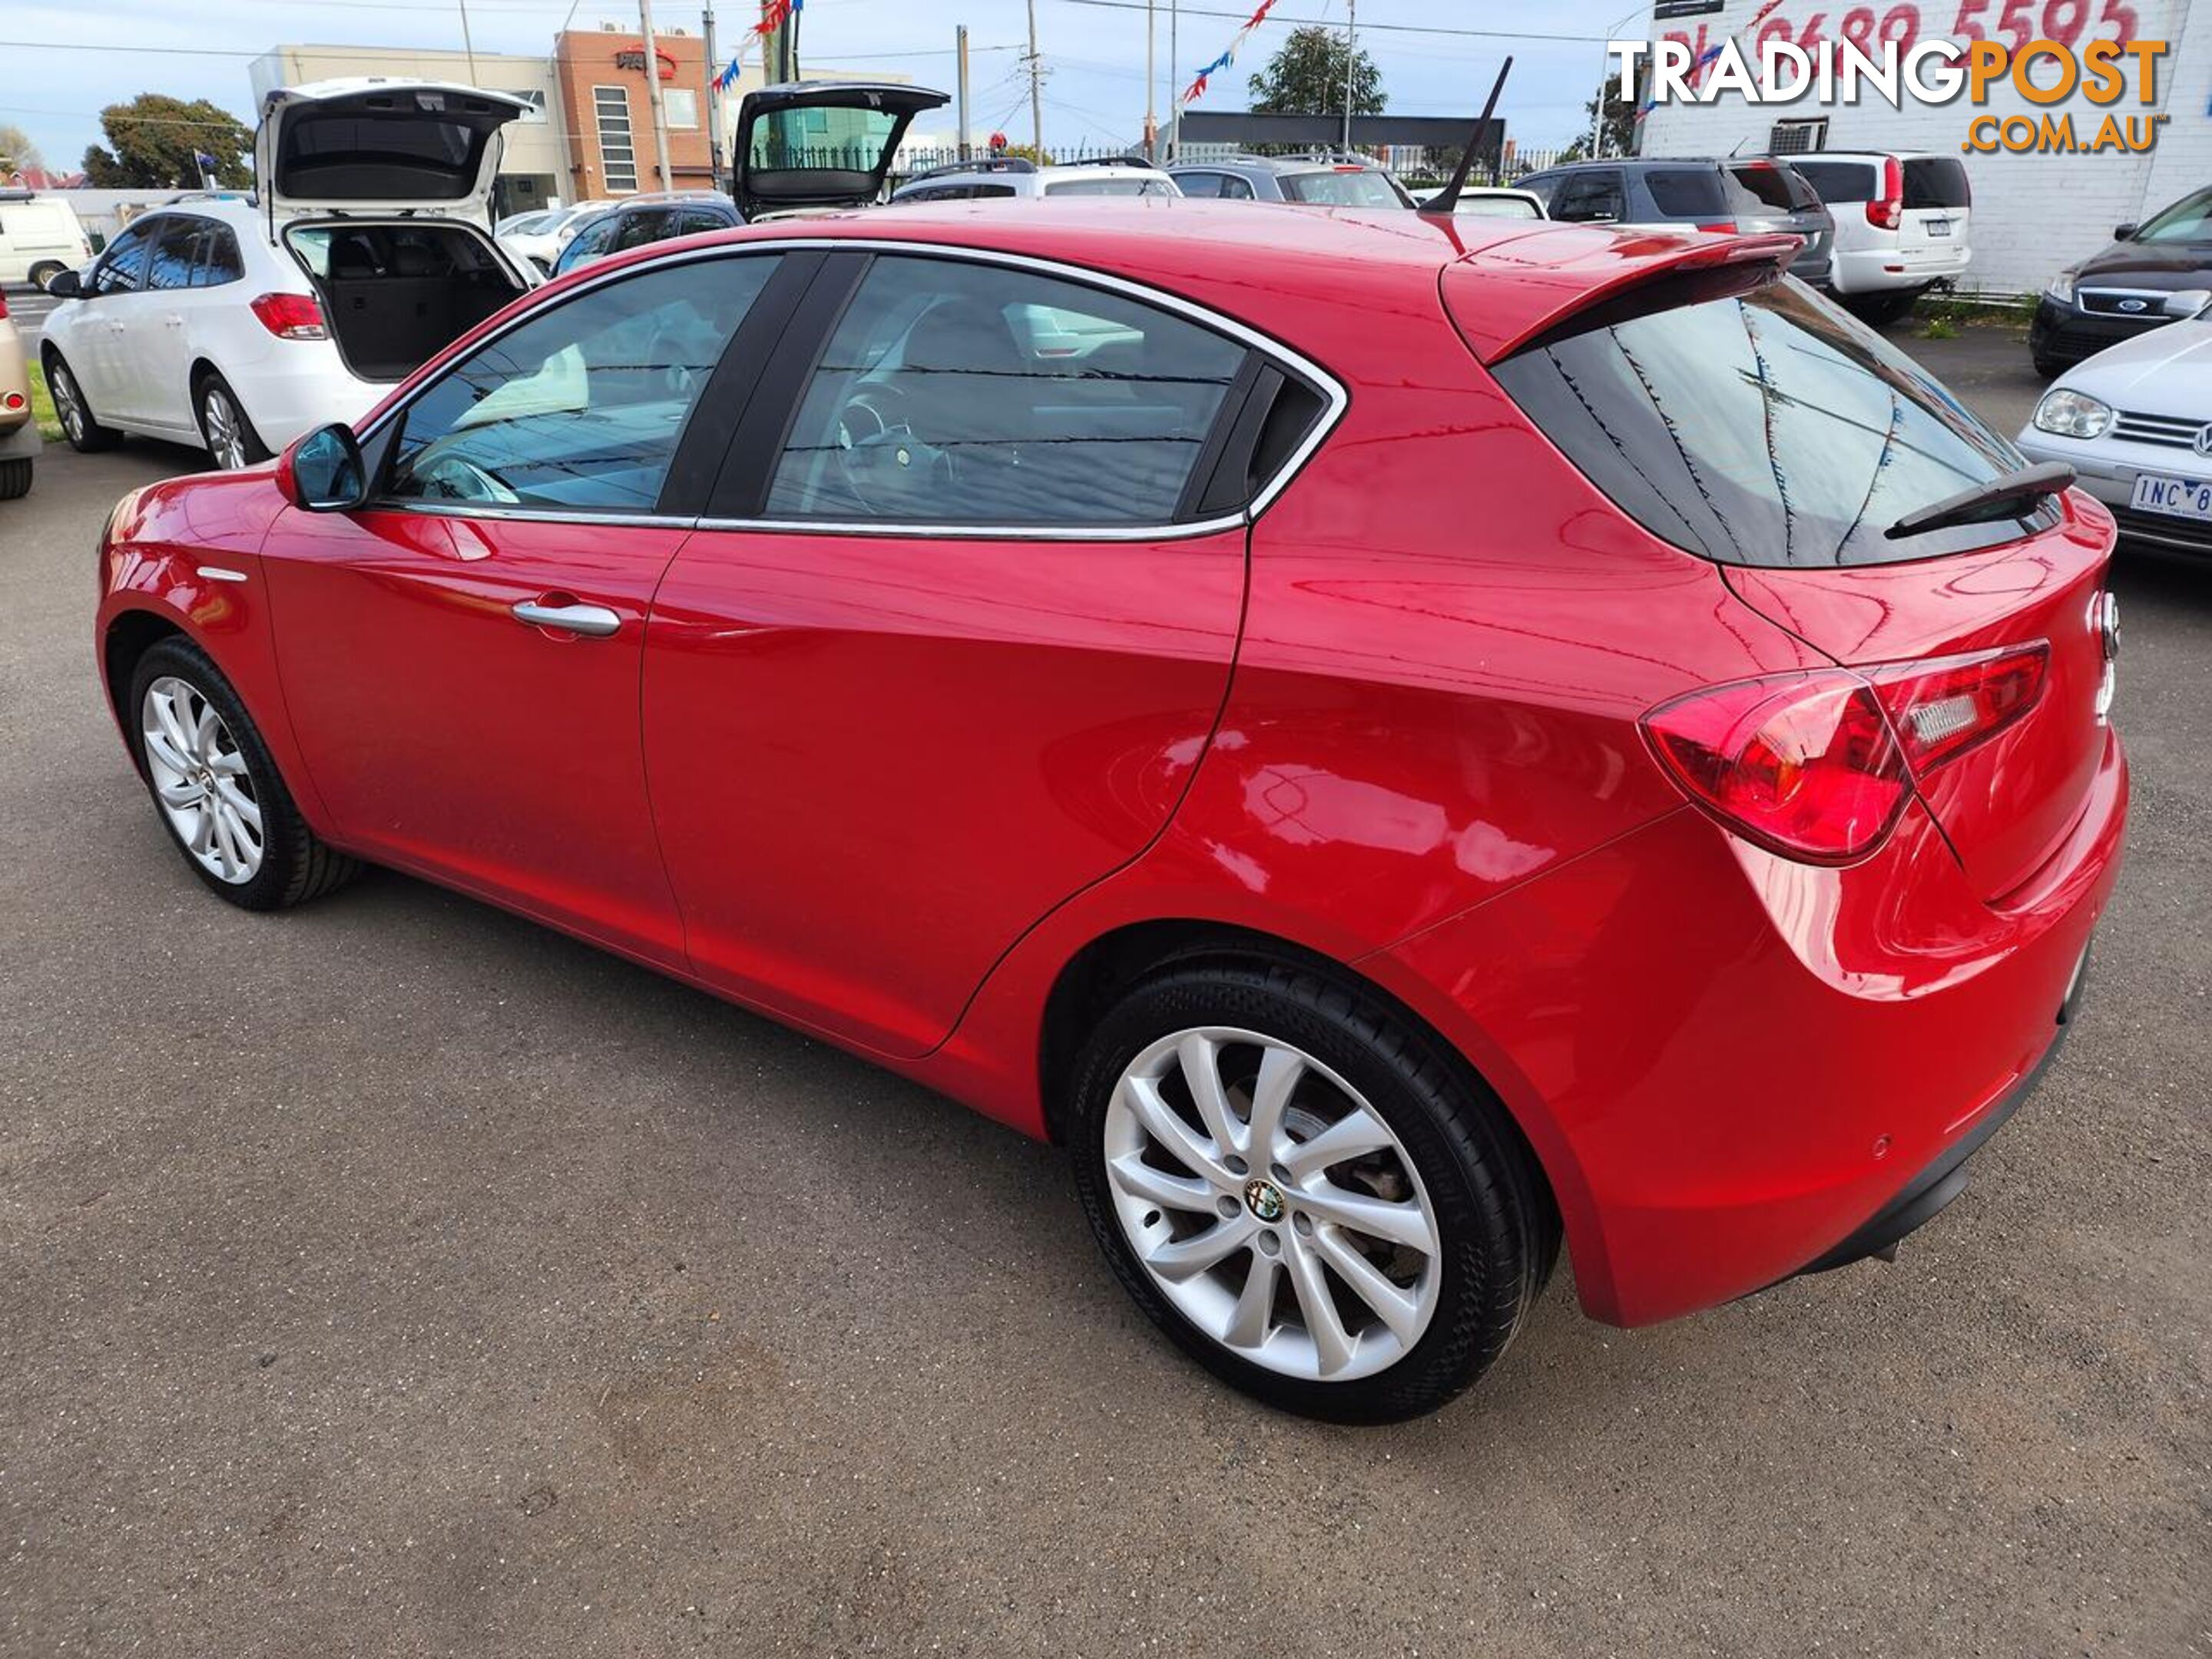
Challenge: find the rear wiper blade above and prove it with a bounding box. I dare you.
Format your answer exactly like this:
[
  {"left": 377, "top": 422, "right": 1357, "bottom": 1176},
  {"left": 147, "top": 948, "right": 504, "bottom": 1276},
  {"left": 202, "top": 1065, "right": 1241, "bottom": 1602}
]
[{"left": 1883, "top": 461, "right": 2075, "bottom": 540}]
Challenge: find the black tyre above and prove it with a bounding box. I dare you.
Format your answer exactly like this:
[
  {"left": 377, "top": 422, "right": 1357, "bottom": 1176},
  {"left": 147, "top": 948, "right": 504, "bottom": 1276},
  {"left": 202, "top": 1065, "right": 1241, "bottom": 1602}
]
[
  {"left": 28, "top": 260, "right": 65, "bottom": 290},
  {"left": 0, "top": 457, "right": 28, "bottom": 501},
  {"left": 126, "top": 637, "right": 359, "bottom": 911},
  {"left": 2032, "top": 351, "right": 2068, "bottom": 380},
  {"left": 44, "top": 352, "right": 119, "bottom": 452},
  {"left": 1068, "top": 959, "right": 1558, "bottom": 1422},
  {"left": 1849, "top": 289, "right": 1918, "bottom": 326},
  {"left": 194, "top": 373, "right": 270, "bottom": 471}
]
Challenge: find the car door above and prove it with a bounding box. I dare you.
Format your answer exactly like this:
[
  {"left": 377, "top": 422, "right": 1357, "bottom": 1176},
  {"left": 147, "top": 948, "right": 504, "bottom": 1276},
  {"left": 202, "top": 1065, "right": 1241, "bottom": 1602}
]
[
  {"left": 641, "top": 249, "right": 1291, "bottom": 1057},
  {"left": 71, "top": 217, "right": 158, "bottom": 421},
  {"left": 261, "top": 249, "right": 787, "bottom": 966},
  {"left": 135, "top": 215, "right": 210, "bottom": 434}
]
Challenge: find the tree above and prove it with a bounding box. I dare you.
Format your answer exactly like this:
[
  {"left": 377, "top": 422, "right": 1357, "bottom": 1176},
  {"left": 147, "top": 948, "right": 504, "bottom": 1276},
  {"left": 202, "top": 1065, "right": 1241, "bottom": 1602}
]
[
  {"left": 81, "top": 94, "right": 252, "bottom": 189},
  {"left": 1561, "top": 76, "right": 1636, "bottom": 161},
  {"left": 0, "top": 123, "right": 44, "bottom": 179},
  {"left": 1247, "top": 25, "right": 1386, "bottom": 120}
]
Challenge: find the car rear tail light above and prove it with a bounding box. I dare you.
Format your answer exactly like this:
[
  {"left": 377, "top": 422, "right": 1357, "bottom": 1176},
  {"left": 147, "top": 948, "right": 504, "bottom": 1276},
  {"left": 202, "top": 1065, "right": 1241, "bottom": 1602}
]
[
  {"left": 1866, "top": 644, "right": 2048, "bottom": 774},
  {"left": 248, "top": 292, "right": 327, "bottom": 340},
  {"left": 1643, "top": 646, "right": 2049, "bottom": 864},
  {"left": 0, "top": 290, "right": 9, "bottom": 320},
  {"left": 1644, "top": 671, "right": 1910, "bottom": 863},
  {"left": 1695, "top": 220, "right": 1735, "bottom": 233},
  {"left": 1866, "top": 156, "right": 1903, "bottom": 230}
]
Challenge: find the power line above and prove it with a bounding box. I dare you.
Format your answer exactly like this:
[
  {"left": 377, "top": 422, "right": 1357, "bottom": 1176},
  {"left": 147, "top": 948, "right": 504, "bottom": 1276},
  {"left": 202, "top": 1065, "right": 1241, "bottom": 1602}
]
[{"left": 1048, "top": 0, "right": 1611, "bottom": 44}]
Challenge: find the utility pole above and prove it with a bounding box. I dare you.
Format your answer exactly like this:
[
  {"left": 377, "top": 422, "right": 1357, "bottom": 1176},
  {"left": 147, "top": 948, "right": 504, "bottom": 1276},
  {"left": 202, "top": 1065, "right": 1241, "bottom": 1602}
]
[
  {"left": 1341, "top": 0, "right": 1356, "bottom": 155},
  {"left": 638, "top": 0, "right": 676, "bottom": 190},
  {"left": 957, "top": 25, "right": 972, "bottom": 160},
  {"left": 457, "top": 0, "right": 480, "bottom": 83},
  {"left": 1025, "top": 0, "right": 1043, "bottom": 161},
  {"left": 703, "top": 0, "right": 726, "bottom": 190},
  {"left": 1145, "top": 0, "right": 1156, "bottom": 163},
  {"left": 1168, "top": 0, "right": 1179, "bottom": 159}
]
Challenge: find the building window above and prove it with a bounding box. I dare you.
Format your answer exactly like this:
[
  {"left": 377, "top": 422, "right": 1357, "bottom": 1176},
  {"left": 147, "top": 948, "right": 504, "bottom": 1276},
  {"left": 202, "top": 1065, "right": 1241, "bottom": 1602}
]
[
  {"left": 502, "top": 89, "right": 549, "bottom": 122},
  {"left": 594, "top": 84, "right": 638, "bottom": 193},
  {"left": 1768, "top": 118, "right": 1828, "bottom": 154},
  {"left": 663, "top": 88, "right": 699, "bottom": 129}
]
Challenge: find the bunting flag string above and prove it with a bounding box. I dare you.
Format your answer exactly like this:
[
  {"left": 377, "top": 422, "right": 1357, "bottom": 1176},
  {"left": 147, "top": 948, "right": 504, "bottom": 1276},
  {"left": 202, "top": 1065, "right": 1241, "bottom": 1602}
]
[
  {"left": 1634, "top": 0, "right": 1783, "bottom": 120},
  {"left": 1178, "top": 0, "right": 1282, "bottom": 107},
  {"left": 753, "top": 0, "right": 803, "bottom": 40}
]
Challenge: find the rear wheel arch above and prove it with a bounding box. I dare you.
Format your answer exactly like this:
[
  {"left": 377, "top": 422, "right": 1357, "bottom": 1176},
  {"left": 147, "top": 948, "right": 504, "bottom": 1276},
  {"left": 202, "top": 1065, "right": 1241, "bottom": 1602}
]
[{"left": 1038, "top": 918, "right": 1560, "bottom": 1263}]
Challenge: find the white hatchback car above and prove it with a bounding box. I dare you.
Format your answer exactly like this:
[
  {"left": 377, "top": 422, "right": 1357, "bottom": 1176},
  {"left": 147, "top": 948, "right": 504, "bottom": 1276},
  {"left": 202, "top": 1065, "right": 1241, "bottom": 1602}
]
[
  {"left": 2015, "top": 290, "right": 2212, "bottom": 556},
  {"left": 41, "top": 79, "right": 534, "bottom": 469},
  {"left": 889, "top": 157, "right": 1181, "bottom": 205},
  {"left": 1787, "top": 151, "right": 1972, "bottom": 320}
]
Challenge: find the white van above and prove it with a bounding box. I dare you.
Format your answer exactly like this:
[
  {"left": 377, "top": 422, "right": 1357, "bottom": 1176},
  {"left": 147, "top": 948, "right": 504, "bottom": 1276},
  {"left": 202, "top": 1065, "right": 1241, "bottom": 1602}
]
[
  {"left": 0, "top": 194, "right": 94, "bottom": 288},
  {"left": 1787, "top": 152, "right": 1972, "bottom": 322}
]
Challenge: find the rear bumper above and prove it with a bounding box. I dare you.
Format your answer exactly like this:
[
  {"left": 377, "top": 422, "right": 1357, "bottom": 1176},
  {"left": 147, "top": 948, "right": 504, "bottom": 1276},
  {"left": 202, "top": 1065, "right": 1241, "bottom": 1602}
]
[
  {"left": 1373, "top": 729, "right": 2128, "bottom": 1327},
  {"left": 1831, "top": 244, "right": 1971, "bottom": 295}
]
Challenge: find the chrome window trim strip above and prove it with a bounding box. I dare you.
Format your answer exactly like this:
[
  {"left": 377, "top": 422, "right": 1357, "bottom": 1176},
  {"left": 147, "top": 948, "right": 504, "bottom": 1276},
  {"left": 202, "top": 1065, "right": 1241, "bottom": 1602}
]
[{"left": 353, "top": 234, "right": 1349, "bottom": 539}]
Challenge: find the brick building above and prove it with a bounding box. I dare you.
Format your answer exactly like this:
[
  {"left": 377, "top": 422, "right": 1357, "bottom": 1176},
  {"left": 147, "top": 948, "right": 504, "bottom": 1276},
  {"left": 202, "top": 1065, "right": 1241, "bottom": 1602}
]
[
  {"left": 553, "top": 24, "right": 719, "bottom": 199},
  {"left": 1634, "top": 0, "right": 2208, "bottom": 297}
]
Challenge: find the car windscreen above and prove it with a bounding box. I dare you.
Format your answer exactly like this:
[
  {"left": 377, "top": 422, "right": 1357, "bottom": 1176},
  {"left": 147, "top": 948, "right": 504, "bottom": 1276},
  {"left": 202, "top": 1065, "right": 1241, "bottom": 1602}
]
[
  {"left": 1042, "top": 177, "right": 1177, "bottom": 197},
  {"left": 1645, "top": 168, "right": 1728, "bottom": 219},
  {"left": 1489, "top": 273, "right": 2048, "bottom": 568},
  {"left": 1278, "top": 169, "right": 1403, "bottom": 207},
  {"left": 1902, "top": 157, "right": 1970, "bottom": 209},
  {"left": 1789, "top": 160, "right": 1876, "bottom": 203}
]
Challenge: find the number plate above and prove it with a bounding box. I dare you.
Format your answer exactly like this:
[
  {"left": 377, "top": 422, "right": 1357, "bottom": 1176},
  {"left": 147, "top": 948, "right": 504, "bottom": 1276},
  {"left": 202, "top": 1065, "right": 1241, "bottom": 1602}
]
[
  {"left": 1926, "top": 219, "right": 1952, "bottom": 237},
  {"left": 2131, "top": 473, "right": 2212, "bottom": 520}
]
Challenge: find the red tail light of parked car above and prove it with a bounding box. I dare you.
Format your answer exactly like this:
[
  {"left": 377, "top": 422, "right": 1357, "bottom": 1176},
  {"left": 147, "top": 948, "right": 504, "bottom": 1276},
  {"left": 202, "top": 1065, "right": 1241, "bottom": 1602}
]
[{"left": 247, "top": 292, "right": 327, "bottom": 341}]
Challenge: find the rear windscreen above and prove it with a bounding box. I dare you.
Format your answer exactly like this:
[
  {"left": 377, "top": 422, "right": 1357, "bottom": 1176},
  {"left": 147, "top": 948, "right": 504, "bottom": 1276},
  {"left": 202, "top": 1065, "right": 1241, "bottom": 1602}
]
[
  {"left": 1790, "top": 160, "right": 1876, "bottom": 203},
  {"left": 1902, "top": 157, "right": 1970, "bottom": 209},
  {"left": 1729, "top": 164, "right": 1821, "bottom": 213},
  {"left": 280, "top": 114, "right": 486, "bottom": 202},
  {"left": 1645, "top": 168, "right": 1727, "bottom": 218},
  {"left": 1490, "top": 275, "right": 2049, "bottom": 568},
  {"left": 1279, "top": 170, "right": 1404, "bottom": 207}
]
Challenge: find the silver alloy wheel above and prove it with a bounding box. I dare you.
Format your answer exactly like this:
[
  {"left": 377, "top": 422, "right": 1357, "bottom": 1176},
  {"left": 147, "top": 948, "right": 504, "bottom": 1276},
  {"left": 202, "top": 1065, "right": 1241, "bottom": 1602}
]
[
  {"left": 201, "top": 385, "right": 248, "bottom": 470},
  {"left": 51, "top": 365, "right": 86, "bottom": 445},
  {"left": 141, "top": 675, "right": 263, "bottom": 884},
  {"left": 1102, "top": 1027, "right": 1442, "bottom": 1382}
]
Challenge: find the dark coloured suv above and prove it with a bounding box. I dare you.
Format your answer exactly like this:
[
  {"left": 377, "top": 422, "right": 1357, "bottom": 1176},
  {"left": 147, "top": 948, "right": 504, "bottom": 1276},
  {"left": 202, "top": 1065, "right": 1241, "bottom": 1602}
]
[
  {"left": 2031, "top": 184, "right": 2212, "bottom": 376},
  {"left": 1516, "top": 158, "right": 1833, "bottom": 286}
]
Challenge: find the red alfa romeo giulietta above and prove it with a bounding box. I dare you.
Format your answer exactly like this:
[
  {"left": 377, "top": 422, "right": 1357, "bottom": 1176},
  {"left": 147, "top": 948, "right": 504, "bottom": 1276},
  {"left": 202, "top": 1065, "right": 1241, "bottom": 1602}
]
[{"left": 94, "top": 200, "right": 2126, "bottom": 1419}]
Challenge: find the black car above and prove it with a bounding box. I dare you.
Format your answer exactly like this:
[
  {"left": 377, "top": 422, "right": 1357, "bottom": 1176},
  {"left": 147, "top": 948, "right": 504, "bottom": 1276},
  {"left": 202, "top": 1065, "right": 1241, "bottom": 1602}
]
[
  {"left": 1515, "top": 157, "right": 1833, "bottom": 286},
  {"left": 2031, "top": 184, "right": 2212, "bottom": 376}
]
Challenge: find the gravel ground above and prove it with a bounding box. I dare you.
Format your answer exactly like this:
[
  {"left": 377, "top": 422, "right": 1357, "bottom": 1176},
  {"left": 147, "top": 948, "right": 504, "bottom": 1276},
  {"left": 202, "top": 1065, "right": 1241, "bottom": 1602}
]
[{"left": 1, "top": 327, "right": 2206, "bottom": 1658}]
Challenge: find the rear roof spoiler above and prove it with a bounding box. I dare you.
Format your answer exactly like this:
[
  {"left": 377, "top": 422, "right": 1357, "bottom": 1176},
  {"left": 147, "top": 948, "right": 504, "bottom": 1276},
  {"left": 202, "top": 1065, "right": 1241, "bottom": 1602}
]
[{"left": 1449, "top": 232, "right": 1805, "bottom": 363}]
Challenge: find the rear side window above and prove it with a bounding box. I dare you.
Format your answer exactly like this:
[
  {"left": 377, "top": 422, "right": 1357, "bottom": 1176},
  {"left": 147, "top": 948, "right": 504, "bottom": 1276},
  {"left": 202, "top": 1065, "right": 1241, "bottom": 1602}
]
[
  {"left": 197, "top": 224, "right": 245, "bottom": 286},
  {"left": 386, "top": 255, "right": 774, "bottom": 512},
  {"left": 766, "top": 255, "right": 1249, "bottom": 526},
  {"left": 1790, "top": 160, "right": 1876, "bottom": 203},
  {"left": 1549, "top": 171, "right": 1625, "bottom": 223},
  {"left": 1644, "top": 168, "right": 1727, "bottom": 219},
  {"left": 1902, "top": 157, "right": 1970, "bottom": 209},
  {"left": 1491, "top": 275, "right": 2044, "bottom": 568}
]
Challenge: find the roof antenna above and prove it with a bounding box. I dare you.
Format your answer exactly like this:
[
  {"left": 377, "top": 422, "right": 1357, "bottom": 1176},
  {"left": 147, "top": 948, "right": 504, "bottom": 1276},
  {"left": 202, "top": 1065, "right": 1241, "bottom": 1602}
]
[{"left": 1419, "top": 55, "right": 1515, "bottom": 219}]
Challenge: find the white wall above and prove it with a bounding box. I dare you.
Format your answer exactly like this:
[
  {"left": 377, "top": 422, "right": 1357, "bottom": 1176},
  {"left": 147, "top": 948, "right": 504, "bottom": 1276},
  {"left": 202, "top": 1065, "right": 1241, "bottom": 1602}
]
[{"left": 1636, "top": 0, "right": 2200, "bottom": 296}]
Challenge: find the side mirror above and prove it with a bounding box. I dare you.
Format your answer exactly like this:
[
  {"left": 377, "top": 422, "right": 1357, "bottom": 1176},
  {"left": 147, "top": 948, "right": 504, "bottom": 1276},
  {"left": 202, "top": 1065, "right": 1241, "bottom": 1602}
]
[
  {"left": 2114, "top": 223, "right": 2138, "bottom": 241},
  {"left": 45, "top": 268, "right": 82, "bottom": 299},
  {"left": 2162, "top": 288, "right": 2212, "bottom": 320},
  {"left": 277, "top": 423, "right": 369, "bottom": 512}
]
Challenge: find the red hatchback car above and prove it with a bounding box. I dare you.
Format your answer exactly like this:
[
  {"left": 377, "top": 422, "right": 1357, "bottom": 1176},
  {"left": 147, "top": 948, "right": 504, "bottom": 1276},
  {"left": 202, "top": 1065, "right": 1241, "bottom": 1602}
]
[{"left": 95, "top": 203, "right": 2126, "bottom": 1420}]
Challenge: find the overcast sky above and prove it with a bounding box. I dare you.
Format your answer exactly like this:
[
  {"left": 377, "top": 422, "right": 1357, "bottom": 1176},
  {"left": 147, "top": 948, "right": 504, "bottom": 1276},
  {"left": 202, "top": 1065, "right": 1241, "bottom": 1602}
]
[{"left": 2, "top": 0, "right": 1647, "bottom": 170}]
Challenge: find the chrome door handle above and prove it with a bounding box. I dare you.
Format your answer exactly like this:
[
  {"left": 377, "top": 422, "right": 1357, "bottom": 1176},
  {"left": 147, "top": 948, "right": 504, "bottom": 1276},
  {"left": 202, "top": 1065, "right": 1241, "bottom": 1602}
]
[{"left": 512, "top": 600, "right": 621, "bottom": 637}]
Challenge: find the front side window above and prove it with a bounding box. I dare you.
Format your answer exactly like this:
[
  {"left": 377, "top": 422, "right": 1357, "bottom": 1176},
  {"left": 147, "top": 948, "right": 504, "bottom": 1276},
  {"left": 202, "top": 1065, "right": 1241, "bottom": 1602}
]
[
  {"left": 90, "top": 222, "right": 154, "bottom": 295},
  {"left": 1492, "top": 272, "right": 2041, "bottom": 568},
  {"left": 385, "top": 255, "right": 775, "bottom": 513},
  {"left": 766, "top": 255, "right": 1248, "bottom": 526}
]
